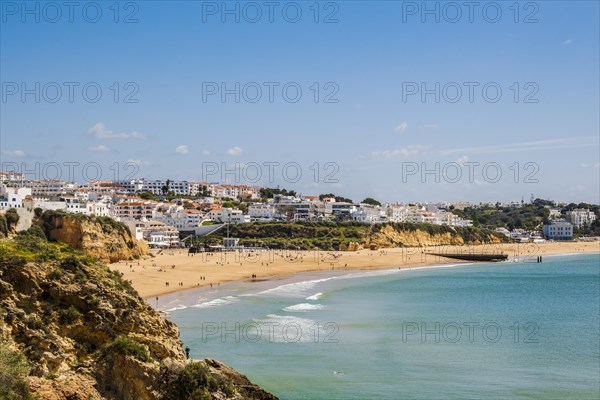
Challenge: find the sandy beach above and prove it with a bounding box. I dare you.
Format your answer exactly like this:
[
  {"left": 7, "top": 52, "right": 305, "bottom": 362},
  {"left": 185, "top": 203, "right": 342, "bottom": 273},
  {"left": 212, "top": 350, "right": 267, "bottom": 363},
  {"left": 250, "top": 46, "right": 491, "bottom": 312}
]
[{"left": 109, "top": 241, "right": 600, "bottom": 299}]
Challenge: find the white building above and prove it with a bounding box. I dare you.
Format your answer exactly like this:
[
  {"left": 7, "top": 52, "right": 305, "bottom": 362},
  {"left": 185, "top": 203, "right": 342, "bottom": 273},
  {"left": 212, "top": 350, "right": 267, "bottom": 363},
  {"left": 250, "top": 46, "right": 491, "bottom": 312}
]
[
  {"left": 189, "top": 182, "right": 214, "bottom": 197},
  {"left": 209, "top": 207, "right": 249, "bottom": 224},
  {"left": 154, "top": 209, "right": 205, "bottom": 231},
  {"left": 494, "top": 227, "right": 511, "bottom": 237},
  {"left": 113, "top": 179, "right": 145, "bottom": 194},
  {"left": 566, "top": 209, "right": 596, "bottom": 227},
  {"left": 124, "top": 220, "right": 179, "bottom": 248},
  {"left": 112, "top": 200, "right": 159, "bottom": 221},
  {"left": 353, "top": 204, "right": 385, "bottom": 224},
  {"left": 249, "top": 203, "right": 277, "bottom": 219},
  {"left": 0, "top": 186, "right": 32, "bottom": 210},
  {"left": 142, "top": 180, "right": 190, "bottom": 196},
  {"left": 31, "top": 180, "right": 70, "bottom": 197},
  {"left": 0, "top": 172, "right": 25, "bottom": 182},
  {"left": 543, "top": 220, "right": 573, "bottom": 240}
]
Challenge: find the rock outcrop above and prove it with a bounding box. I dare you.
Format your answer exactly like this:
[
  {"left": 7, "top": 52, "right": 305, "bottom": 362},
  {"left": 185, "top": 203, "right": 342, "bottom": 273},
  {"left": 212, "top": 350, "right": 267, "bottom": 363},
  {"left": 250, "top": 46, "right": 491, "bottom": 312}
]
[
  {"left": 38, "top": 211, "right": 149, "bottom": 263},
  {"left": 363, "top": 223, "right": 504, "bottom": 249},
  {"left": 0, "top": 235, "right": 277, "bottom": 400}
]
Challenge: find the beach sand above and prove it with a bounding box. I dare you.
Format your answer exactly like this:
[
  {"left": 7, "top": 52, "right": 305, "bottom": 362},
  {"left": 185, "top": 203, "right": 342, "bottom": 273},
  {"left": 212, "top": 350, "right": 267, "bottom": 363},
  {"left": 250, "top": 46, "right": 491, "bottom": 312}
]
[{"left": 109, "top": 241, "right": 600, "bottom": 299}]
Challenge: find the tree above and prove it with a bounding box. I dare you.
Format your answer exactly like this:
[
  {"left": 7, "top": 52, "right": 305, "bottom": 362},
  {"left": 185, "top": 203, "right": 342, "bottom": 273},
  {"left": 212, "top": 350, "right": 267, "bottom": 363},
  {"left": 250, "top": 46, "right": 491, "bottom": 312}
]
[
  {"left": 361, "top": 198, "right": 381, "bottom": 206},
  {"left": 5, "top": 208, "right": 19, "bottom": 229},
  {"left": 139, "top": 192, "right": 157, "bottom": 201},
  {"left": 318, "top": 194, "right": 353, "bottom": 203},
  {"left": 161, "top": 179, "right": 171, "bottom": 195},
  {"left": 259, "top": 187, "right": 296, "bottom": 199}
]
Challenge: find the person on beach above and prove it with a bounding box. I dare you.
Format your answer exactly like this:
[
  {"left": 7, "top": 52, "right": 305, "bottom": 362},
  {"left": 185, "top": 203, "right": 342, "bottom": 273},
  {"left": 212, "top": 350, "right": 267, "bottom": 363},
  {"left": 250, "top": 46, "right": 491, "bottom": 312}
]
[{"left": 185, "top": 346, "right": 190, "bottom": 359}]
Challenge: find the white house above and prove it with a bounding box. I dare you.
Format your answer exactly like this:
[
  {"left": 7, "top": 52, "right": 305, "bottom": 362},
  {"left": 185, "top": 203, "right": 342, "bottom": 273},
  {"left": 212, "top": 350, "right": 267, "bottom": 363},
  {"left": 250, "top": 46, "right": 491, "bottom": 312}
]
[
  {"left": 0, "top": 186, "right": 32, "bottom": 210},
  {"left": 249, "top": 203, "right": 277, "bottom": 219},
  {"left": 124, "top": 220, "right": 179, "bottom": 248},
  {"left": 353, "top": 204, "right": 385, "bottom": 224},
  {"left": 543, "top": 220, "right": 573, "bottom": 240},
  {"left": 209, "top": 207, "right": 249, "bottom": 224},
  {"left": 154, "top": 208, "right": 205, "bottom": 230}
]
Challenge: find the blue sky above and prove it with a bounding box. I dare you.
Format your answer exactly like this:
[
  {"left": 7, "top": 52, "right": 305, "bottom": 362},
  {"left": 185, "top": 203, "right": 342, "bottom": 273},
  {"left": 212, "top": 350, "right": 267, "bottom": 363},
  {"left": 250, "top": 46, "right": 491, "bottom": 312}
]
[{"left": 1, "top": 1, "right": 599, "bottom": 204}]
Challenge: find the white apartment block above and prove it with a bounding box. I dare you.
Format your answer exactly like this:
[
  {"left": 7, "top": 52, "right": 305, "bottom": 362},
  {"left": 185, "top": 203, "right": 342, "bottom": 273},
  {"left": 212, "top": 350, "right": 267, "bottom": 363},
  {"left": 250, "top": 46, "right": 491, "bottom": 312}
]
[
  {"left": 209, "top": 207, "right": 249, "bottom": 224},
  {"left": 86, "top": 202, "right": 110, "bottom": 217},
  {"left": 31, "top": 180, "right": 71, "bottom": 197},
  {"left": 189, "top": 182, "right": 214, "bottom": 197},
  {"left": 112, "top": 200, "right": 158, "bottom": 221},
  {"left": 566, "top": 209, "right": 597, "bottom": 227},
  {"left": 142, "top": 180, "right": 190, "bottom": 196},
  {"left": 249, "top": 203, "right": 277, "bottom": 219},
  {"left": 386, "top": 206, "right": 408, "bottom": 223},
  {"left": 543, "top": 220, "right": 573, "bottom": 240},
  {"left": 113, "top": 179, "right": 145, "bottom": 194}
]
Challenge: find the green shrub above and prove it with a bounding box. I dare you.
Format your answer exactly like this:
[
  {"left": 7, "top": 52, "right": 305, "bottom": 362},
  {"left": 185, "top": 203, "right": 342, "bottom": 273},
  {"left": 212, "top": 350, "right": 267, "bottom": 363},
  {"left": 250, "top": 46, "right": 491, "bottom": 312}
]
[
  {"left": 0, "top": 215, "right": 8, "bottom": 236},
  {"left": 59, "top": 305, "right": 82, "bottom": 324},
  {"left": 103, "top": 335, "right": 150, "bottom": 362},
  {"left": 5, "top": 208, "right": 19, "bottom": 228},
  {"left": 0, "top": 344, "right": 34, "bottom": 400},
  {"left": 17, "top": 225, "right": 46, "bottom": 240},
  {"left": 162, "top": 362, "right": 235, "bottom": 400}
]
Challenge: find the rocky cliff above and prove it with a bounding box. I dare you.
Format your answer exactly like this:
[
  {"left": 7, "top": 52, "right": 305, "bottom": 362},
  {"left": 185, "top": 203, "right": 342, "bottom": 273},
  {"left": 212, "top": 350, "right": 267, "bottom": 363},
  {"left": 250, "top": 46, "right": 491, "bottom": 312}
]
[
  {"left": 0, "top": 234, "right": 277, "bottom": 400},
  {"left": 363, "top": 223, "right": 504, "bottom": 248},
  {"left": 38, "top": 211, "right": 149, "bottom": 263},
  {"left": 216, "top": 221, "right": 506, "bottom": 251}
]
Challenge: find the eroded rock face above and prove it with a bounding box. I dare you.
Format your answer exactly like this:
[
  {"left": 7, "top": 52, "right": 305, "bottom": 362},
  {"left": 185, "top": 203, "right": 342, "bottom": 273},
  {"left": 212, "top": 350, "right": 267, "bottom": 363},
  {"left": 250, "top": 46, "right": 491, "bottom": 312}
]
[
  {"left": 0, "top": 240, "right": 277, "bottom": 400},
  {"left": 364, "top": 224, "right": 503, "bottom": 248},
  {"left": 39, "top": 212, "right": 149, "bottom": 262}
]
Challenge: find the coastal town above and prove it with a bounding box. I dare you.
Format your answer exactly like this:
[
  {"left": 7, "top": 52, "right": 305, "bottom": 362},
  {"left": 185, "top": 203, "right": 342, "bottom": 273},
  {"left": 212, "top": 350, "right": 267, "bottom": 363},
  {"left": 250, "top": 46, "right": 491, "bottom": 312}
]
[{"left": 1, "top": 172, "right": 597, "bottom": 248}]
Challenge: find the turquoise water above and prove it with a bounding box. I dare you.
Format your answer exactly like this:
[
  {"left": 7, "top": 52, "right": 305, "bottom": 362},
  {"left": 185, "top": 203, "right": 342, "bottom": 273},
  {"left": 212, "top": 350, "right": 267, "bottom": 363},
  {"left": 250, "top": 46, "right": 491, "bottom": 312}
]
[{"left": 160, "top": 253, "right": 600, "bottom": 399}]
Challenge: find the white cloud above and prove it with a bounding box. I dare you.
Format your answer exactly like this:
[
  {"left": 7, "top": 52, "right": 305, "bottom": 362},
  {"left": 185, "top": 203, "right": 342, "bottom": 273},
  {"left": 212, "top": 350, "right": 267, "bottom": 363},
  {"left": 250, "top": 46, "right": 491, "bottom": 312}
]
[
  {"left": 438, "top": 136, "right": 599, "bottom": 156},
  {"left": 227, "top": 146, "right": 243, "bottom": 156},
  {"left": 201, "top": 150, "right": 211, "bottom": 156},
  {"left": 88, "top": 122, "right": 147, "bottom": 140},
  {"left": 88, "top": 145, "right": 111, "bottom": 152},
  {"left": 3, "top": 150, "right": 26, "bottom": 157},
  {"left": 422, "top": 123, "right": 439, "bottom": 130},
  {"left": 457, "top": 155, "right": 469, "bottom": 164},
  {"left": 175, "top": 145, "right": 189, "bottom": 154},
  {"left": 395, "top": 121, "right": 408, "bottom": 133},
  {"left": 370, "top": 145, "right": 430, "bottom": 158},
  {"left": 127, "top": 159, "right": 151, "bottom": 166},
  {"left": 562, "top": 39, "right": 574, "bottom": 45}
]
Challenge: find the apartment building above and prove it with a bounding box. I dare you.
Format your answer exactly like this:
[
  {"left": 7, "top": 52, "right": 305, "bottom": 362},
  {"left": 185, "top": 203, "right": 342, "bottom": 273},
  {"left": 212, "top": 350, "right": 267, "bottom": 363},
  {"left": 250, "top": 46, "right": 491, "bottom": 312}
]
[
  {"left": 543, "top": 220, "right": 573, "bottom": 240},
  {"left": 566, "top": 209, "right": 597, "bottom": 227},
  {"left": 112, "top": 200, "right": 158, "bottom": 221}
]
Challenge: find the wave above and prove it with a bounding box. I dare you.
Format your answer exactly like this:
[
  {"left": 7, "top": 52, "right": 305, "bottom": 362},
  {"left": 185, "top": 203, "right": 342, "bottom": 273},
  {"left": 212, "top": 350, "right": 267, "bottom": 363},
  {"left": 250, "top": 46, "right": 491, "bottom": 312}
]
[
  {"left": 283, "top": 303, "right": 324, "bottom": 312},
  {"left": 306, "top": 292, "right": 322, "bottom": 300},
  {"left": 192, "top": 296, "right": 239, "bottom": 309},
  {"left": 163, "top": 304, "right": 187, "bottom": 312},
  {"left": 256, "top": 277, "right": 334, "bottom": 297},
  {"left": 250, "top": 314, "right": 320, "bottom": 343}
]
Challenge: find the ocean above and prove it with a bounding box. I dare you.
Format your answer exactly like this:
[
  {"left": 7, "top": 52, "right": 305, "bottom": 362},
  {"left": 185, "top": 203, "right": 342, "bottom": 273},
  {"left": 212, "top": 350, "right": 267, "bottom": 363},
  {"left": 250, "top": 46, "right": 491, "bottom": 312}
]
[{"left": 158, "top": 253, "right": 600, "bottom": 400}]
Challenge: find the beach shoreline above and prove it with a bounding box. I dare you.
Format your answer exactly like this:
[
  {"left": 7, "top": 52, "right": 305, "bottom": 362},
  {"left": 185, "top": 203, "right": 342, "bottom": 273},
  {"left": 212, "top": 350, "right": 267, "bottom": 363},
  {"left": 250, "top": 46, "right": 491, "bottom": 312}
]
[{"left": 108, "top": 241, "right": 600, "bottom": 299}]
